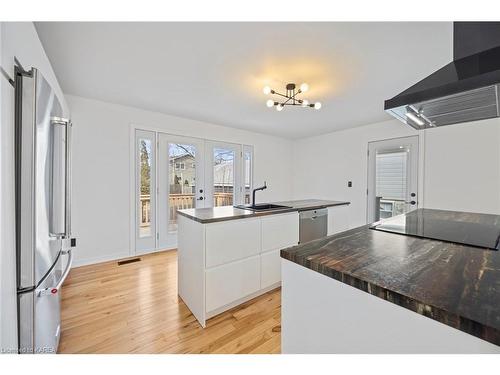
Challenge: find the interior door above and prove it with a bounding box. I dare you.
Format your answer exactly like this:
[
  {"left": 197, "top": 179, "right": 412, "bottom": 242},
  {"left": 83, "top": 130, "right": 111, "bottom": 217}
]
[
  {"left": 204, "top": 141, "right": 242, "bottom": 208},
  {"left": 158, "top": 134, "right": 205, "bottom": 249},
  {"left": 367, "top": 136, "right": 419, "bottom": 223},
  {"left": 135, "top": 130, "right": 156, "bottom": 252}
]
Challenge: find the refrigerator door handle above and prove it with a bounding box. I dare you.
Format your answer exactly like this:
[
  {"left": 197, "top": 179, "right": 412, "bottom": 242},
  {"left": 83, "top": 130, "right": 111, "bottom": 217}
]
[
  {"left": 65, "top": 119, "right": 72, "bottom": 239},
  {"left": 36, "top": 249, "right": 73, "bottom": 297},
  {"left": 49, "top": 117, "right": 71, "bottom": 238}
]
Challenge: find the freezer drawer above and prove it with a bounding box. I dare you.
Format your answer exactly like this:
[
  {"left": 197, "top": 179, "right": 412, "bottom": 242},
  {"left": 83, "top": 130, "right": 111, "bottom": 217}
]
[
  {"left": 18, "top": 254, "right": 62, "bottom": 354},
  {"left": 18, "top": 247, "right": 73, "bottom": 354},
  {"left": 299, "top": 208, "right": 328, "bottom": 244}
]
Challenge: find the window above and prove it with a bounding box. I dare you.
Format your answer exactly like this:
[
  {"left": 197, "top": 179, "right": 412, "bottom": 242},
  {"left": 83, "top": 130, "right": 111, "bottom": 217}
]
[
  {"left": 243, "top": 145, "right": 253, "bottom": 204},
  {"left": 138, "top": 139, "right": 153, "bottom": 238},
  {"left": 376, "top": 151, "right": 408, "bottom": 201},
  {"left": 135, "top": 129, "right": 156, "bottom": 252},
  {"left": 213, "top": 147, "right": 235, "bottom": 207}
]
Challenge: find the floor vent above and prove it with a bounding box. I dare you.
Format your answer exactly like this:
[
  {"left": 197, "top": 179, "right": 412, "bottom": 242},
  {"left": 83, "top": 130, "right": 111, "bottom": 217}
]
[{"left": 117, "top": 257, "right": 141, "bottom": 266}]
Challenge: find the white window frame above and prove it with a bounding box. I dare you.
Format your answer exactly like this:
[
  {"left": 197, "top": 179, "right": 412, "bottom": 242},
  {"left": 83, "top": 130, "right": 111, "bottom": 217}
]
[{"left": 242, "top": 145, "right": 254, "bottom": 204}]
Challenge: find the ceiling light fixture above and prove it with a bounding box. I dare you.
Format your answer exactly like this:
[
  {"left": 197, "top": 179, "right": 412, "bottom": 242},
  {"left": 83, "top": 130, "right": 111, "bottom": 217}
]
[{"left": 263, "top": 83, "right": 322, "bottom": 111}]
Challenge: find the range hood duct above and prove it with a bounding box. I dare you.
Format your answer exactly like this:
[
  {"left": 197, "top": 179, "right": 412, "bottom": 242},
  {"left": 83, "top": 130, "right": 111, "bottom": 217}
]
[{"left": 385, "top": 22, "right": 500, "bottom": 130}]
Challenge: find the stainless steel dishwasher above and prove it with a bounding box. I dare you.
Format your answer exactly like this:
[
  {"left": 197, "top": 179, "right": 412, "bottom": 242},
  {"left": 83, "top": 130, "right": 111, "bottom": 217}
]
[{"left": 299, "top": 208, "right": 328, "bottom": 243}]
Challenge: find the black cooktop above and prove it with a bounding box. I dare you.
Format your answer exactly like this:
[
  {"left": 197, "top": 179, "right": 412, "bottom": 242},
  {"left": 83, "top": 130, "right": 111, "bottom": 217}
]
[{"left": 371, "top": 209, "right": 500, "bottom": 250}]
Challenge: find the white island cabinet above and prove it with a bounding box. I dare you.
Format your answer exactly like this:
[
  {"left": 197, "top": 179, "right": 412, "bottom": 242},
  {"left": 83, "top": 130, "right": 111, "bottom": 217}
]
[{"left": 178, "top": 211, "right": 299, "bottom": 327}]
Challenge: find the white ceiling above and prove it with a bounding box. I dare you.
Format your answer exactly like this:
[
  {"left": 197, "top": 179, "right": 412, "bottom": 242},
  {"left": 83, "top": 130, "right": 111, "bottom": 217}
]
[{"left": 35, "top": 22, "right": 452, "bottom": 139}]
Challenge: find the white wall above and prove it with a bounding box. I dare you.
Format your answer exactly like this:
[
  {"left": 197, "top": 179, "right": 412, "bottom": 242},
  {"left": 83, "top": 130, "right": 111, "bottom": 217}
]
[
  {"left": 0, "top": 22, "right": 68, "bottom": 352},
  {"left": 423, "top": 120, "right": 500, "bottom": 213},
  {"left": 67, "top": 95, "right": 294, "bottom": 267},
  {"left": 292, "top": 117, "right": 500, "bottom": 228}
]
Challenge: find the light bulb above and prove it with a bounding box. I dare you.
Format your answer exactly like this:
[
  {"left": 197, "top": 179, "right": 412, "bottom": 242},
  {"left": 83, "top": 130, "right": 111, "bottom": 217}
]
[
  {"left": 314, "top": 102, "right": 322, "bottom": 110},
  {"left": 276, "top": 104, "right": 284, "bottom": 111},
  {"left": 300, "top": 83, "right": 309, "bottom": 92},
  {"left": 302, "top": 99, "right": 309, "bottom": 107},
  {"left": 266, "top": 99, "right": 274, "bottom": 108},
  {"left": 263, "top": 86, "right": 272, "bottom": 95}
]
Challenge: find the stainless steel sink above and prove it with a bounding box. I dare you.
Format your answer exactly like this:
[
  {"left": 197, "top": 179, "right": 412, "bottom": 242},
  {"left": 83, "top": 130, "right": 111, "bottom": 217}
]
[{"left": 234, "top": 203, "right": 292, "bottom": 212}]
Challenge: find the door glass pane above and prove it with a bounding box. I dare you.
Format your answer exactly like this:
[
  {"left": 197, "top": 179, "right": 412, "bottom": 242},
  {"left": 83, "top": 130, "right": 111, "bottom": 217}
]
[
  {"left": 139, "top": 139, "right": 152, "bottom": 237},
  {"left": 244, "top": 150, "right": 252, "bottom": 204},
  {"left": 169, "top": 143, "right": 196, "bottom": 236},
  {"left": 375, "top": 148, "right": 408, "bottom": 220},
  {"left": 213, "top": 147, "right": 234, "bottom": 207}
]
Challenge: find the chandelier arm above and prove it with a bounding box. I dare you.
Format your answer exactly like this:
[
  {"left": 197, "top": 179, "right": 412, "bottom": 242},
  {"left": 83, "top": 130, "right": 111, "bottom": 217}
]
[
  {"left": 271, "top": 90, "right": 303, "bottom": 103},
  {"left": 271, "top": 91, "right": 290, "bottom": 99},
  {"left": 281, "top": 97, "right": 293, "bottom": 106}
]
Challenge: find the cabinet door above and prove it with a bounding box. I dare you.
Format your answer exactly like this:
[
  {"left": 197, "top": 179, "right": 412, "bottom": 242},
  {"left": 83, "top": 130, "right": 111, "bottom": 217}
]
[
  {"left": 261, "top": 249, "right": 281, "bottom": 289},
  {"left": 205, "top": 218, "right": 261, "bottom": 268},
  {"left": 261, "top": 213, "right": 299, "bottom": 253},
  {"left": 205, "top": 255, "right": 260, "bottom": 312},
  {"left": 327, "top": 205, "right": 349, "bottom": 235}
]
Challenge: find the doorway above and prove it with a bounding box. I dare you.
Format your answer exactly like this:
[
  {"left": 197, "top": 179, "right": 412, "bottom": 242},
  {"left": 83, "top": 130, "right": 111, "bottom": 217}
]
[
  {"left": 134, "top": 129, "right": 253, "bottom": 253},
  {"left": 367, "top": 136, "right": 419, "bottom": 223}
]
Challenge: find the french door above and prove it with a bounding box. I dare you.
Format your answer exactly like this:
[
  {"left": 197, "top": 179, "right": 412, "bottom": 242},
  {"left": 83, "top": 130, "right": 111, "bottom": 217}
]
[
  {"left": 134, "top": 130, "right": 253, "bottom": 253},
  {"left": 367, "top": 136, "right": 419, "bottom": 223},
  {"left": 158, "top": 134, "right": 205, "bottom": 249}
]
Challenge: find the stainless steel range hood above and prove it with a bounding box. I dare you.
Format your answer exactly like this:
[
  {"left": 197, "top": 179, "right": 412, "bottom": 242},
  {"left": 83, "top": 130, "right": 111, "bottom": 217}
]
[{"left": 385, "top": 22, "right": 500, "bottom": 130}]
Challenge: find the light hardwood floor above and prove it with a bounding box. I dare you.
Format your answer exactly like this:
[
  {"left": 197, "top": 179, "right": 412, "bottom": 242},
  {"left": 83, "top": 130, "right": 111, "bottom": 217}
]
[{"left": 58, "top": 250, "right": 281, "bottom": 354}]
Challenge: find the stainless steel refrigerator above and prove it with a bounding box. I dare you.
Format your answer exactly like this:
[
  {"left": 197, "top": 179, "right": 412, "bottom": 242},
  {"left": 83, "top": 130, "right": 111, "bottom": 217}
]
[{"left": 15, "top": 64, "right": 76, "bottom": 354}]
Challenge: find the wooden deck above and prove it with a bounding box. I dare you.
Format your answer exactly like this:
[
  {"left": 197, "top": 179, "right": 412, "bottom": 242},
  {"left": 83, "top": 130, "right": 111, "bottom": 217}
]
[{"left": 58, "top": 250, "right": 281, "bottom": 353}]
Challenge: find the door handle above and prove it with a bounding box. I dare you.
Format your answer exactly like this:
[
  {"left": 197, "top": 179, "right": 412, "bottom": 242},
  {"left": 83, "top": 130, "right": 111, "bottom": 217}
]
[
  {"left": 49, "top": 117, "right": 71, "bottom": 239},
  {"left": 405, "top": 200, "right": 417, "bottom": 205},
  {"left": 36, "top": 249, "right": 73, "bottom": 297},
  {"left": 197, "top": 197, "right": 204, "bottom": 201}
]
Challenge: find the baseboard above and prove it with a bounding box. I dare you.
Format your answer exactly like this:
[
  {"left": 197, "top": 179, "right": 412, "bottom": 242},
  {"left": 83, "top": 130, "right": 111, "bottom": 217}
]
[
  {"left": 72, "top": 251, "right": 131, "bottom": 268},
  {"left": 135, "top": 244, "right": 176, "bottom": 256},
  {"left": 71, "top": 247, "right": 177, "bottom": 268}
]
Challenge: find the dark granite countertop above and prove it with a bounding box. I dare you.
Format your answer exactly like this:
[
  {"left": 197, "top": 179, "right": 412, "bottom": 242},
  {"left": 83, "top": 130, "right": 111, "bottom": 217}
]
[
  {"left": 280, "top": 209, "right": 500, "bottom": 346},
  {"left": 177, "top": 199, "right": 350, "bottom": 224}
]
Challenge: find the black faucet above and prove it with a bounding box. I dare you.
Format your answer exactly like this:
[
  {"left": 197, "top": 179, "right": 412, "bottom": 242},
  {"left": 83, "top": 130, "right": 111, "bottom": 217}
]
[{"left": 252, "top": 181, "right": 267, "bottom": 206}]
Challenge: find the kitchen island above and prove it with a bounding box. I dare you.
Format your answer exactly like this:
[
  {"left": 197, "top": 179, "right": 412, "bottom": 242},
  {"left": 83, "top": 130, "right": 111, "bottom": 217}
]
[
  {"left": 177, "top": 199, "right": 349, "bottom": 327},
  {"left": 280, "top": 209, "right": 500, "bottom": 353}
]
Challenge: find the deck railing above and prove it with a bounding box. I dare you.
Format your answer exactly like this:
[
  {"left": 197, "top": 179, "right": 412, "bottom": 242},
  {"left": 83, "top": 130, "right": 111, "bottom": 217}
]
[{"left": 140, "top": 193, "right": 244, "bottom": 225}]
